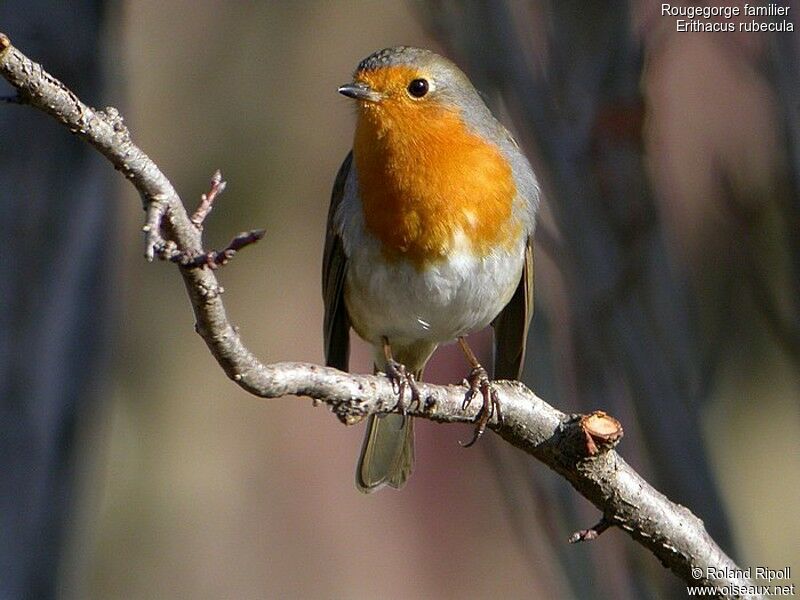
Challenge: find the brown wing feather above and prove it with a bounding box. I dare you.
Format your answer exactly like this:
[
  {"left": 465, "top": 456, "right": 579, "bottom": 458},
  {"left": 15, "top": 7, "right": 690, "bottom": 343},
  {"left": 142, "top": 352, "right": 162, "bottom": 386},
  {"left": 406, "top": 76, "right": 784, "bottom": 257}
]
[
  {"left": 492, "top": 237, "right": 534, "bottom": 380},
  {"left": 322, "top": 152, "right": 352, "bottom": 371}
]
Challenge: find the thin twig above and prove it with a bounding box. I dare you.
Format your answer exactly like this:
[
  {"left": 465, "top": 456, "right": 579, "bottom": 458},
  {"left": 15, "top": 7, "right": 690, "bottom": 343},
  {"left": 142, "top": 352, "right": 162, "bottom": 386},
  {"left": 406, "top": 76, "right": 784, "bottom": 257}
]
[
  {"left": 0, "top": 32, "right": 759, "bottom": 599},
  {"left": 191, "top": 169, "right": 226, "bottom": 228},
  {"left": 179, "top": 228, "right": 266, "bottom": 269},
  {"left": 569, "top": 517, "right": 612, "bottom": 544}
]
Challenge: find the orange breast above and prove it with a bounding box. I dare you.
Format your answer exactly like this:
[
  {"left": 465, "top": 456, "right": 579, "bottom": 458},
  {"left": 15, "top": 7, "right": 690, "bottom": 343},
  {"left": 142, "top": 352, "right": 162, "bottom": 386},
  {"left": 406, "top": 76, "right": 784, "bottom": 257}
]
[{"left": 353, "top": 99, "right": 518, "bottom": 268}]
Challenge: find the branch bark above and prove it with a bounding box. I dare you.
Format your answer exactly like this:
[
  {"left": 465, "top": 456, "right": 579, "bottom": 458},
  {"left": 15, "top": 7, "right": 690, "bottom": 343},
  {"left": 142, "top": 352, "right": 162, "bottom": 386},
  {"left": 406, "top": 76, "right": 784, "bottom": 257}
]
[{"left": 0, "top": 33, "right": 761, "bottom": 599}]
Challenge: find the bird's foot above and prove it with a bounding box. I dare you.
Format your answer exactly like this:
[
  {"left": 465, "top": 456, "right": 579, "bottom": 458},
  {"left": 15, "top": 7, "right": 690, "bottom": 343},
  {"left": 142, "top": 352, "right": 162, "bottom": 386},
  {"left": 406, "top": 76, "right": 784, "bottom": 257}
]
[
  {"left": 384, "top": 358, "right": 421, "bottom": 416},
  {"left": 460, "top": 365, "right": 502, "bottom": 447}
]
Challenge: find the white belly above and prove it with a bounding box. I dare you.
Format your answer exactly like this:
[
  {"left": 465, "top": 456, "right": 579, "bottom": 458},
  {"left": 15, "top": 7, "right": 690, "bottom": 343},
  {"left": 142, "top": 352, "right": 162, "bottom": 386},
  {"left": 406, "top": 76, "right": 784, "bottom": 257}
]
[
  {"left": 335, "top": 164, "right": 529, "bottom": 352},
  {"left": 344, "top": 238, "right": 525, "bottom": 348}
]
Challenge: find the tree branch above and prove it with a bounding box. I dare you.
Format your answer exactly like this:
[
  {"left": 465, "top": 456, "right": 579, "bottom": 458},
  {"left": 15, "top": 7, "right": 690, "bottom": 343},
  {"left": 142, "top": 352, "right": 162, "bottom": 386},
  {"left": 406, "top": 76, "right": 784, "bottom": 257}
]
[
  {"left": 191, "top": 169, "right": 226, "bottom": 227},
  {"left": 0, "top": 33, "right": 761, "bottom": 599}
]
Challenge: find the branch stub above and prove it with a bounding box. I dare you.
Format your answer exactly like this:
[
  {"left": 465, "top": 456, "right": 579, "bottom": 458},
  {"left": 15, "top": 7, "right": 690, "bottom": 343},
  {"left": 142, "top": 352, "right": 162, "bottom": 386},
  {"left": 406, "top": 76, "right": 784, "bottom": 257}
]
[{"left": 580, "top": 410, "right": 624, "bottom": 455}]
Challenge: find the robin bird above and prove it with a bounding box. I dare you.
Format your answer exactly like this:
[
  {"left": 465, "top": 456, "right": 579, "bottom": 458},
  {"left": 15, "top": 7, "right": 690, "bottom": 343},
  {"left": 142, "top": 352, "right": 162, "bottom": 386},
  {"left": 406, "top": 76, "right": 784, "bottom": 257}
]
[{"left": 323, "top": 47, "right": 538, "bottom": 493}]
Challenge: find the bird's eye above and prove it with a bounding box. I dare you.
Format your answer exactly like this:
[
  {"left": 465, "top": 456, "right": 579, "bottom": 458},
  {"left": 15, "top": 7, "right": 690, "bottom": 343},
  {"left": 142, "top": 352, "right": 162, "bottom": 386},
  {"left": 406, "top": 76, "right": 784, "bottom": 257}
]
[{"left": 407, "top": 78, "right": 429, "bottom": 98}]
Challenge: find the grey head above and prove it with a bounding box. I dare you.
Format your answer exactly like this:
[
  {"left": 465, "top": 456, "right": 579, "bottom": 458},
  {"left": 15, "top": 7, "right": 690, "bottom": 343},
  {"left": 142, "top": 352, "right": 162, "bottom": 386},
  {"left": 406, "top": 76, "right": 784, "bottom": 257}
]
[{"left": 338, "top": 46, "right": 492, "bottom": 124}]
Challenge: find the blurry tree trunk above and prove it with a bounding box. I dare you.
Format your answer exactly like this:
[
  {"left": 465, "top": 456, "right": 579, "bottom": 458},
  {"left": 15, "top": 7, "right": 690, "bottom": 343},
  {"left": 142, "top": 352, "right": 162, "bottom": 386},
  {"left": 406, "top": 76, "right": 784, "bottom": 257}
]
[
  {"left": 422, "top": 1, "right": 734, "bottom": 597},
  {"left": 0, "top": 2, "right": 113, "bottom": 598},
  {"left": 766, "top": 25, "right": 800, "bottom": 360}
]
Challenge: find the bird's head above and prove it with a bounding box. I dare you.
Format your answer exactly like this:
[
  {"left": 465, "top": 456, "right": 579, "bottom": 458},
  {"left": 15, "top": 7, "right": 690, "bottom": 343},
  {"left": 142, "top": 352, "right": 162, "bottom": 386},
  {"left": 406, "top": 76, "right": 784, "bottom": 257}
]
[{"left": 338, "top": 47, "right": 487, "bottom": 130}]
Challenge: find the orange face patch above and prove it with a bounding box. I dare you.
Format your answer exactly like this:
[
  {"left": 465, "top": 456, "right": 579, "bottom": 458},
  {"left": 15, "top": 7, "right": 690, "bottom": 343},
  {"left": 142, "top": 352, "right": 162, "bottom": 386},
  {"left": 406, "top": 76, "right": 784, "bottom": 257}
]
[{"left": 352, "top": 66, "right": 519, "bottom": 268}]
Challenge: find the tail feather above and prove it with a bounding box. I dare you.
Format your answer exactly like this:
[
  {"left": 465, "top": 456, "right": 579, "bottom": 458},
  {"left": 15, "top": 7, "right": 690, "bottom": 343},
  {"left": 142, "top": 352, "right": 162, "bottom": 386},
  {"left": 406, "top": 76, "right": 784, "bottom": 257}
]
[
  {"left": 356, "top": 414, "right": 415, "bottom": 493},
  {"left": 356, "top": 361, "right": 425, "bottom": 493}
]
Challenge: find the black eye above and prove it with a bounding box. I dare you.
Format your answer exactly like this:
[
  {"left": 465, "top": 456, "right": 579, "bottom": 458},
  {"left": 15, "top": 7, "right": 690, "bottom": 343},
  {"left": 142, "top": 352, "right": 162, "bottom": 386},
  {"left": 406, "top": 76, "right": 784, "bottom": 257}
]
[{"left": 407, "top": 78, "right": 429, "bottom": 98}]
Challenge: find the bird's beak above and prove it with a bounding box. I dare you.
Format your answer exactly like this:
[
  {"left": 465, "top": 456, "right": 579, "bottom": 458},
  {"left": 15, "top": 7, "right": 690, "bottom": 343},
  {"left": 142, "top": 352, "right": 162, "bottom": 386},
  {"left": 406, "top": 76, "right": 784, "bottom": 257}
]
[{"left": 338, "top": 82, "right": 382, "bottom": 103}]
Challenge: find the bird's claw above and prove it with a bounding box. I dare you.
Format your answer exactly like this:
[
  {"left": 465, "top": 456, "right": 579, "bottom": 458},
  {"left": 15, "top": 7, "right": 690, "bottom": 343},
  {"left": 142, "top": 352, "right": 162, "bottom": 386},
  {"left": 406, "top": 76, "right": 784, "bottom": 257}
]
[
  {"left": 385, "top": 358, "right": 421, "bottom": 417},
  {"left": 460, "top": 366, "right": 502, "bottom": 447}
]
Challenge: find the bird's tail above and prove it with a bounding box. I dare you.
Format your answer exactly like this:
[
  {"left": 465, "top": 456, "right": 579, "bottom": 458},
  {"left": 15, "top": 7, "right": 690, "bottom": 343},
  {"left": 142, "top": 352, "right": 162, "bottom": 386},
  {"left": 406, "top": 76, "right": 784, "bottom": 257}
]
[
  {"left": 357, "top": 341, "right": 433, "bottom": 493},
  {"left": 356, "top": 411, "right": 415, "bottom": 493}
]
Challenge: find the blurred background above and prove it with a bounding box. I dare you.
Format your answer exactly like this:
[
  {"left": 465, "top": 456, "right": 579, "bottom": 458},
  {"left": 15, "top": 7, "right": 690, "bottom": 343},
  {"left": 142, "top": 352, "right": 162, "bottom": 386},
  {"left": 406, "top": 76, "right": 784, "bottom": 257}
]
[{"left": 1, "top": 1, "right": 798, "bottom": 598}]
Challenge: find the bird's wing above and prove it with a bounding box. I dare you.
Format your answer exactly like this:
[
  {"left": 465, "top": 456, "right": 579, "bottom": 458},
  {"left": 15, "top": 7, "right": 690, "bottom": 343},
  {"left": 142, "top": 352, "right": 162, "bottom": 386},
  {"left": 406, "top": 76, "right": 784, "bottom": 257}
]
[
  {"left": 492, "top": 236, "right": 534, "bottom": 380},
  {"left": 322, "top": 152, "right": 352, "bottom": 371}
]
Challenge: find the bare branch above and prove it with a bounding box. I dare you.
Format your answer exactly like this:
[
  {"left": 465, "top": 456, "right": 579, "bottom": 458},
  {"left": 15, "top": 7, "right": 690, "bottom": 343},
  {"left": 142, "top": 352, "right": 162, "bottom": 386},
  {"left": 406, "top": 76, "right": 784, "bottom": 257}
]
[
  {"left": 191, "top": 169, "right": 226, "bottom": 227},
  {"left": 0, "top": 33, "right": 761, "bottom": 599},
  {"left": 142, "top": 194, "right": 173, "bottom": 262},
  {"left": 569, "top": 517, "right": 611, "bottom": 544},
  {"left": 178, "top": 228, "right": 266, "bottom": 269}
]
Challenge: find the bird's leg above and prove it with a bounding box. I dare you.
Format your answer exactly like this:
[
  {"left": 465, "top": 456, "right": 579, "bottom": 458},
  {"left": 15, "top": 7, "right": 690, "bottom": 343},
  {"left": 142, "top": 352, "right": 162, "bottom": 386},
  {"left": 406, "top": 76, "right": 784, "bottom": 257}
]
[
  {"left": 381, "top": 337, "right": 420, "bottom": 416},
  {"left": 457, "top": 336, "right": 502, "bottom": 447}
]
